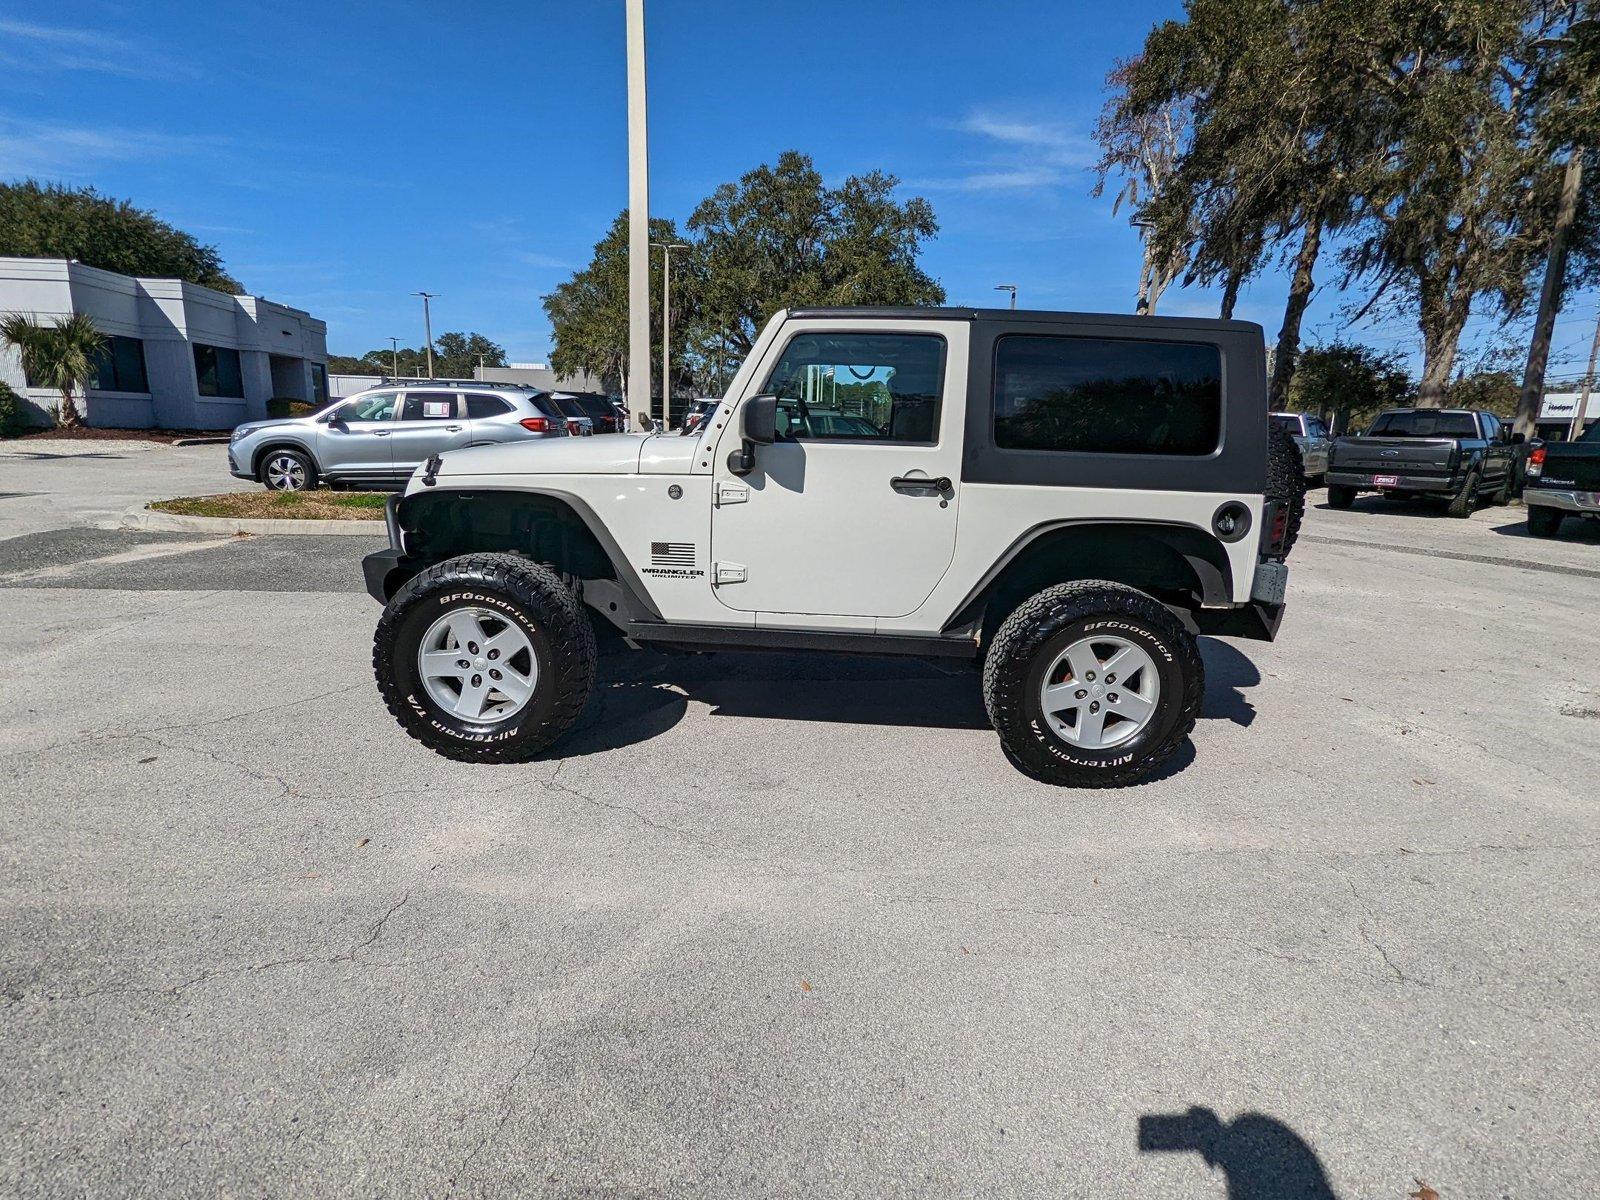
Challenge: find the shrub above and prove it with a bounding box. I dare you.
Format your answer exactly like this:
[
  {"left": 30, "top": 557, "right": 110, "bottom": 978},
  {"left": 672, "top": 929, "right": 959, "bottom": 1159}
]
[
  {"left": 266, "top": 396, "right": 317, "bottom": 419},
  {"left": 0, "top": 380, "right": 33, "bottom": 437}
]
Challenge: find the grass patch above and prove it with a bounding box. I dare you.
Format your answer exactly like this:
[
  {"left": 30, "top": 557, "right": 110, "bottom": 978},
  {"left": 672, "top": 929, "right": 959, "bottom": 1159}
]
[{"left": 151, "top": 491, "right": 389, "bottom": 520}]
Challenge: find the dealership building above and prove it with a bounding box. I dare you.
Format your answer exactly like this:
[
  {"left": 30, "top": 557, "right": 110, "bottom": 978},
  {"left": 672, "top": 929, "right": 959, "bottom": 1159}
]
[{"left": 0, "top": 256, "right": 328, "bottom": 430}]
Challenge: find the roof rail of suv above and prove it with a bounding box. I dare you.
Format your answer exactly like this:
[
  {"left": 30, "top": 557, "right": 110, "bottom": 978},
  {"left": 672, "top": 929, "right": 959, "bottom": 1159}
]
[{"left": 369, "top": 377, "right": 547, "bottom": 391}]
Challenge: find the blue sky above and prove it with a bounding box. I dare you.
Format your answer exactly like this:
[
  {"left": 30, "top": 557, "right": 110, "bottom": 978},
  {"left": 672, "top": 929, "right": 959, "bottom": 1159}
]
[{"left": 2, "top": 0, "right": 1595, "bottom": 382}]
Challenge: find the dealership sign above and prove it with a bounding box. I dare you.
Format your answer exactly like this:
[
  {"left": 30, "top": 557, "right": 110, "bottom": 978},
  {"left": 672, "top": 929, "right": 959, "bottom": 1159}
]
[{"left": 1539, "top": 392, "right": 1600, "bottom": 421}]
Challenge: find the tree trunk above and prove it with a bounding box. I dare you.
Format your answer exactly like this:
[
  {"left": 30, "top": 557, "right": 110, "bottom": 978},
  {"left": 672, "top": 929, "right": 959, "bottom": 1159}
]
[
  {"left": 1268, "top": 212, "right": 1323, "bottom": 408},
  {"left": 1135, "top": 241, "right": 1156, "bottom": 316},
  {"left": 1220, "top": 270, "right": 1241, "bottom": 320},
  {"left": 1417, "top": 305, "right": 1469, "bottom": 406},
  {"left": 1516, "top": 151, "right": 1584, "bottom": 437},
  {"left": 58, "top": 387, "right": 83, "bottom": 430}
]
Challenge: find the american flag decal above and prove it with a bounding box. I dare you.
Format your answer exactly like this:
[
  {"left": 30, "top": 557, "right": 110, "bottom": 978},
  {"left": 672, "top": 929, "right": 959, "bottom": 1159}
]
[{"left": 651, "top": 542, "right": 696, "bottom": 567}]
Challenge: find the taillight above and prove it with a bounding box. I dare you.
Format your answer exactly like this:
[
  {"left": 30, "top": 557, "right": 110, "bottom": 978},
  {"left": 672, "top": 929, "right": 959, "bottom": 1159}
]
[
  {"left": 1528, "top": 445, "right": 1545, "bottom": 477},
  {"left": 519, "top": 416, "right": 549, "bottom": 433}
]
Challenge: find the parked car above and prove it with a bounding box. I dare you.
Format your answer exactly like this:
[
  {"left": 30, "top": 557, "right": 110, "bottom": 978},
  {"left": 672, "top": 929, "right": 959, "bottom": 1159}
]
[
  {"left": 364, "top": 305, "right": 1299, "bottom": 788},
  {"left": 228, "top": 381, "right": 569, "bottom": 492},
  {"left": 554, "top": 392, "right": 623, "bottom": 434},
  {"left": 1524, "top": 421, "right": 1600, "bottom": 537},
  {"left": 680, "top": 398, "right": 722, "bottom": 435},
  {"left": 1270, "top": 411, "right": 1332, "bottom": 482},
  {"left": 544, "top": 393, "right": 595, "bottom": 437},
  {"left": 774, "top": 400, "right": 887, "bottom": 439},
  {"left": 1325, "top": 407, "right": 1519, "bottom": 517}
]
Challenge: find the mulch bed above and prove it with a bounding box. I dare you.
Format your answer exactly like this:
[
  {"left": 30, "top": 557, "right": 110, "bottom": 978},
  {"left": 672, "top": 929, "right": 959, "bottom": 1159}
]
[
  {"left": 150, "top": 491, "right": 388, "bottom": 520},
  {"left": 3, "top": 427, "right": 228, "bottom": 444}
]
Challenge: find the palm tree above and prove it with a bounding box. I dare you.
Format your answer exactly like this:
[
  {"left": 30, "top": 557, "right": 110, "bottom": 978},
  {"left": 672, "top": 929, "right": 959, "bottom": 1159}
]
[{"left": 0, "top": 312, "right": 107, "bottom": 430}]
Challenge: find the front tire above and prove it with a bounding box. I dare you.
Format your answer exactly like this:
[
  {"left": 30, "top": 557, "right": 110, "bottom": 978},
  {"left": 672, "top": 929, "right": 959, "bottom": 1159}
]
[
  {"left": 373, "top": 553, "right": 596, "bottom": 762},
  {"left": 983, "top": 582, "right": 1203, "bottom": 788},
  {"left": 1527, "top": 506, "right": 1565, "bottom": 538},
  {"left": 260, "top": 448, "right": 317, "bottom": 492}
]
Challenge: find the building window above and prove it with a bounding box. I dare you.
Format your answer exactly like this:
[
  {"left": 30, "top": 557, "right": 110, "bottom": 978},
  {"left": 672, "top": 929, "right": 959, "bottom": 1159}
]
[
  {"left": 993, "top": 335, "right": 1223, "bottom": 456},
  {"left": 81, "top": 335, "right": 149, "bottom": 393},
  {"left": 194, "top": 343, "right": 245, "bottom": 398}
]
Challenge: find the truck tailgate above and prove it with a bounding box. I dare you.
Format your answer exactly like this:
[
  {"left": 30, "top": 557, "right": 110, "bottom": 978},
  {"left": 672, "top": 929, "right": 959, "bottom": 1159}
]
[
  {"left": 1331, "top": 437, "right": 1455, "bottom": 481},
  {"left": 1537, "top": 444, "right": 1600, "bottom": 491}
]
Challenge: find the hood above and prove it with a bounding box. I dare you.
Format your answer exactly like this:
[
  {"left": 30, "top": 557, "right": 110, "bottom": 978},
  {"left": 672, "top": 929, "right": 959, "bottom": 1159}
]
[
  {"left": 234, "top": 415, "right": 315, "bottom": 437},
  {"left": 433, "top": 433, "right": 650, "bottom": 478}
]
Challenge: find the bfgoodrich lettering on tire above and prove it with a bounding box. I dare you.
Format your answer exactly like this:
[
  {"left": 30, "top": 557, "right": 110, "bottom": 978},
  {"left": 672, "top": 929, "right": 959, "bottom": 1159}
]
[
  {"left": 373, "top": 552, "right": 596, "bottom": 763},
  {"left": 982, "top": 581, "right": 1204, "bottom": 787}
]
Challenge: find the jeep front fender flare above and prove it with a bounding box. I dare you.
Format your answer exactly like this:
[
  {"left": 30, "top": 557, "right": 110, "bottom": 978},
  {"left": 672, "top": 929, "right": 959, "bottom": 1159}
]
[{"left": 393, "top": 486, "right": 663, "bottom": 621}]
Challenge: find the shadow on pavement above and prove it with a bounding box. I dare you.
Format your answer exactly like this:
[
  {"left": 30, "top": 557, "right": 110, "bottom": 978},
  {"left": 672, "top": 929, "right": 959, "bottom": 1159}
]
[
  {"left": 1489, "top": 516, "right": 1600, "bottom": 545},
  {"left": 553, "top": 636, "right": 1265, "bottom": 763},
  {"left": 1139, "top": 1106, "right": 1340, "bottom": 1199}
]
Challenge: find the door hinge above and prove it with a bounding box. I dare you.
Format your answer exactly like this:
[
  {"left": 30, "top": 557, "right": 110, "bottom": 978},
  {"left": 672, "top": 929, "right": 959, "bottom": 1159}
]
[
  {"left": 715, "top": 480, "right": 749, "bottom": 506},
  {"left": 713, "top": 561, "right": 747, "bottom": 585}
]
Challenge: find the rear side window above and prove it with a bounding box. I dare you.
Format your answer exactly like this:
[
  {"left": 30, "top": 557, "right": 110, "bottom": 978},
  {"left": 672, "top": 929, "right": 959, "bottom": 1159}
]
[
  {"left": 1271, "top": 414, "right": 1303, "bottom": 435},
  {"left": 466, "top": 394, "right": 513, "bottom": 418},
  {"left": 401, "top": 391, "right": 459, "bottom": 420},
  {"left": 994, "top": 335, "right": 1222, "bottom": 456}
]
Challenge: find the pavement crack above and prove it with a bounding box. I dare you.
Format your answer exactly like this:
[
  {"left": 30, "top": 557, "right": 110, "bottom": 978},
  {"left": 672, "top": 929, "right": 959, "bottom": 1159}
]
[
  {"left": 541, "top": 759, "right": 725, "bottom": 856},
  {"left": 456, "top": 1033, "right": 545, "bottom": 1180}
]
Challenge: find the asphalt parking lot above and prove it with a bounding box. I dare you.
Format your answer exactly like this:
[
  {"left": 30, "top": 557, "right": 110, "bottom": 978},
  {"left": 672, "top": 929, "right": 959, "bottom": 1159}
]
[{"left": 2, "top": 443, "right": 1598, "bottom": 1197}]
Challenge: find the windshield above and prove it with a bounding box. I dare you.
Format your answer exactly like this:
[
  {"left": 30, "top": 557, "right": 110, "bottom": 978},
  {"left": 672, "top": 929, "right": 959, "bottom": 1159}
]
[
  {"left": 548, "top": 395, "right": 587, "bottom": 419},
  {"left": 1368, "top": 410, "right": 1478, "bottom": 438}
]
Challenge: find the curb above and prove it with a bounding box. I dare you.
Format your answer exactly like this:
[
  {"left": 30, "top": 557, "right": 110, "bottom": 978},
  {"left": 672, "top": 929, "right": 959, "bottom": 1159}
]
[
  {"left": 172, "top": 436, "right": 232, "bottom": 446},
  {"left": 120, "top": 504, "right": 385, "bottom": 537}
]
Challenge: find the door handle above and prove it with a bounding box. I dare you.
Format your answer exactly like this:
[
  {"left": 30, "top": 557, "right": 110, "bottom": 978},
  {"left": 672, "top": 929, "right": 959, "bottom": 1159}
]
[
  {"left": 890, "top": 474, "right": 951, "bottom": 494},
  {"left": 375, "top": 430, "right": 391, "bottom": 437},
  {"left": 445, "top": 425, "right": 462, "bottom": 432}
]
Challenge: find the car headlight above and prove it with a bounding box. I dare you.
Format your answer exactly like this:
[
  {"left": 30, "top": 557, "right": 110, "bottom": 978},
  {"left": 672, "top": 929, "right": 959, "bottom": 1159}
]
[{"left": 230, "top": 425, "right": 252, "bottom": 442}]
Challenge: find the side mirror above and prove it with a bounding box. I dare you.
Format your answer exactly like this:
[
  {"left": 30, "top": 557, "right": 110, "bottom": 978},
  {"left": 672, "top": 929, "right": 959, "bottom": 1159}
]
[
  {"left": 742, "top": 395, "right": 777, "bottom": 445},
  {"left": 1511, "top": 432, "right": 1527, "bottom": 445},
  {"left": 728, "top": 395, "right": 777, "bottom": 476}
]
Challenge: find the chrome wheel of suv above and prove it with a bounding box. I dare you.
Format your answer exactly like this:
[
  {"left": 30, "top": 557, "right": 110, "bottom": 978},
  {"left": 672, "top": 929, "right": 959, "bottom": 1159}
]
[
  {"left": 263, "top": 451, "right": 310, "bottom": 491},
  {"left": 1040, "top": 634, "right": 1161, "bottom": 750},
  {"left": 416, "top": 607, "right": 538, "bottom": 723}
]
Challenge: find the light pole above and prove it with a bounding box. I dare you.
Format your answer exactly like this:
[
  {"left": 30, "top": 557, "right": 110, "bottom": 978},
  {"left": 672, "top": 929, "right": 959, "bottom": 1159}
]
[
  {"left": 625, "top": 0, "right": 652, "bottom": 428},
  {"left": 412, "top": 292, "right": 437, "bottom": 378},
  {"left": 387, "top": 337, "right": 401, "bottom": 379},
  {"left": 994, "top": 283, "right": 1017, "bottom": 310},
  {"left": 652, "top": 240, "right": 689, "bottom": 427}
]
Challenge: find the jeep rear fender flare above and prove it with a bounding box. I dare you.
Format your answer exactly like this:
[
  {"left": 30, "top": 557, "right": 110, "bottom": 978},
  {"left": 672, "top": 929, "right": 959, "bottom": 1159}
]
[
  {"left": 395, "top": 486, "right": 663, "bottom": 621},
  {"left": 940, "top": 519, "right": 1234, "bottom": 635}
]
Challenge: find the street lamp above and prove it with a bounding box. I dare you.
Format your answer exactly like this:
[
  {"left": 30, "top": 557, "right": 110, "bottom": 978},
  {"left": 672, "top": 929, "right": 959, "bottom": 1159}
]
[
  {"left": 412, "top": 292, "right": 437, "bottom": 378},
  {"left": 652, "top": 240, "right": 689, "bottom": 427},
  {"left": 994, "top": 283, "right": 1017, "bottom": 310},
  {"left": 387, "top": 337, "right": 401, "bottom": 379},
  {"left": 625, "top": 0, "right": 652, "bottom": 429}
]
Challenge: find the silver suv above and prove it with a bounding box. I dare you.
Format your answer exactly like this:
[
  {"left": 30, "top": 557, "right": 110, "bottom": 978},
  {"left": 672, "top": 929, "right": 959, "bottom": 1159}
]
[
  {"left": 229, "top": 382, "right": 571, "bottom": 491},
  {"left": 1270, "top": 410, "right": 1332, "bottom": 481}
]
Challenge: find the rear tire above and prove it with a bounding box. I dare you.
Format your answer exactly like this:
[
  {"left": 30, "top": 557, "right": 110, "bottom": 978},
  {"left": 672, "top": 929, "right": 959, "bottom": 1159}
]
[
  {"left": 1445, "top": 470, "right": 1480, "bottom": 519},
  {"left": 1327, "top": 483, "right": 1357, "bottom": 509},
  {"left": 1266, "top": 422, "right": 1307, "bottom": 556},
  {"left": 373, "top": 553, "right": 596, "bottom": 762},
  {"left": 1527, "top": 506, "right": 1565, "bottom": 538},
  {"left": 983, "top": 582, "right": 1203, "bottom": 788}
]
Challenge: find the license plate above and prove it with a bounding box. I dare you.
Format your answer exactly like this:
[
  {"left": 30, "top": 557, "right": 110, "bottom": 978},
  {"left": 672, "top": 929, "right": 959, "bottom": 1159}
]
[{"left": 1372, "top": 474, "right": 1399, "bottom": 488}]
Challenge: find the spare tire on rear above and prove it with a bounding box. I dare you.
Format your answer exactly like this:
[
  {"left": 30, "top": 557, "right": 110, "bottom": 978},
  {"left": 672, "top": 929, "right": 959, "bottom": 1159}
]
[{"left": 1266, "top": 421, "right": 1307, "bottom": 559}]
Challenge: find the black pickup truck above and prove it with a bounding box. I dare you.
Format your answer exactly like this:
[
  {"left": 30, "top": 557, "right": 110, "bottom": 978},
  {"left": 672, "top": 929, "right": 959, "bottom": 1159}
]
[
  {"left": 1524, "top": 421, "right": 1600, "bottom": 537},
  {"left": 1325, "top": 407, "right": 1519, "bottom": 518}
]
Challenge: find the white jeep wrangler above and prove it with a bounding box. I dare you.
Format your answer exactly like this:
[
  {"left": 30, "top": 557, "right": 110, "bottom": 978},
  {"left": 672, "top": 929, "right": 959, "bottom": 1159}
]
[{"left": 364, "top": 307, "right": 1299, "bottom": 787}]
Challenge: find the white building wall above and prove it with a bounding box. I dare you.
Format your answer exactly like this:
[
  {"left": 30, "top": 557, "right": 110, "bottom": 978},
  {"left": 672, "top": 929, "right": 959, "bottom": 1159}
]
[{"left": 0, "top": 257, "right": 327, "bottom": 430}]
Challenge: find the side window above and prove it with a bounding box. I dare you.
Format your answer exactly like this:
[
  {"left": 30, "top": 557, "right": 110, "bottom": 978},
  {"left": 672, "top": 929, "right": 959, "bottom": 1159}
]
[
  {"left": 400, "top": 391, "right": 460, "bottom": 420},
  {"left": 334, "top": 391, "right": 397, "bottom": 422},
  {"left": 1306, "top": 418, "right": 1328, "bottom": 440},
  {"left": 194, "top": 343, "right": 245, "bottom": 398},
  {"left": 994, "top": 335, "right": 1222, "bottom": 456},
  {"left": 466, "top": 393, "right": 513, "bottom": 419},
  {"left": 760, "top": 332, "right": 946, "bottom": 443}
]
